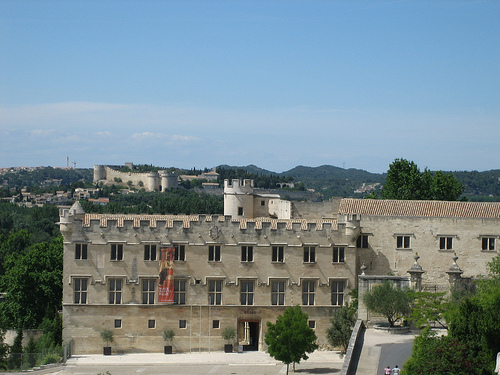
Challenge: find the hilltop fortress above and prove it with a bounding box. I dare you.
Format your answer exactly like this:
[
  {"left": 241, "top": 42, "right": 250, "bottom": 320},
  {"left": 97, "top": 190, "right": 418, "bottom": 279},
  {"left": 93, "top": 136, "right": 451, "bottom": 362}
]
[
  {"left": 60, "top": 179, "right": 500, "bottom": 355},
  {"left": 93, "top": 163, "right": 179, "bottom": 191}
]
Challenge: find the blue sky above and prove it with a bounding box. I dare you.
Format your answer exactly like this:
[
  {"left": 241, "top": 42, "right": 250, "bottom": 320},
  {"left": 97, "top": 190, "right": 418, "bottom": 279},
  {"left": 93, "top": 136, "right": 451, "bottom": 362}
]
[{"left": 1, "top": 0, "right": 499, "bottom": 173}]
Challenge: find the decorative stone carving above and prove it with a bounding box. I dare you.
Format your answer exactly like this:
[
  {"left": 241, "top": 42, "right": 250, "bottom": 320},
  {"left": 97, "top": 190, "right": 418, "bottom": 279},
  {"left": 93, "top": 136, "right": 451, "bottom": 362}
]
[{"left": 209, "top": 226, "right": 220, "bottom": 240}]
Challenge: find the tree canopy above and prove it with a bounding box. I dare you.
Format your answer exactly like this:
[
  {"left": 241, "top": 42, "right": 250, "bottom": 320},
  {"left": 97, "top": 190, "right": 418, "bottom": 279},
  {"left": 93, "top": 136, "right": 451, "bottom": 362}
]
[
  {"left": 0, "top": 236, "right": 63, "bottom": 329},
  {"left": 326, "top": 301, "right": 357, "bottom": 353},
  {"left": 404, "top": 254, "right": 500, "bottom": 374},
  {"left": 380, "top": 158, "right": 464, "bottom": 201},
  {"left": 265, "top": 306, "right": 318, "bottom": 375},
  {"left": 362, "top": 281, "right": 412, "bottom": 327}
]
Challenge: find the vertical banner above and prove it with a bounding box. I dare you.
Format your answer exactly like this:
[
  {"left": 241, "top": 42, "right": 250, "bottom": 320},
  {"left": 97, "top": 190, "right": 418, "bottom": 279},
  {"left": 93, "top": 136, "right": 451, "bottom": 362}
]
[{"left": 158, "top": 246, "right": 175, "bottom": 303}]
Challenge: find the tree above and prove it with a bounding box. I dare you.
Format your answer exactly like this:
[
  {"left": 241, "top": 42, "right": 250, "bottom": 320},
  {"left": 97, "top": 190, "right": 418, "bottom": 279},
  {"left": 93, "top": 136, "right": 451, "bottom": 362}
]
[
  {"left": 404, "top": 328, "right": 490, "bottom": 375},
  {"left": 326, "top": 301, "right": 357, "bottom": 353},
  {"left": 100, "top": 329, "right": 114, "bottom": 347},
  {"left": 381, "top": 159, "right": 424, "bottom": 200},
  {"left": 362, "top": 281, "right": 412, "bottom": 327},
  {"left": 408, "top": 291, "right": 448, "bottom": 328},
  {"left": 432, "top": 170, "right": 464, "bottom": 201},
  {"left": 265, "top": 306, "right": 318, "bottom": 375},
  {"left": 381, "top": 158, "right": 463, "bottom": 201},
  {"left": 0, "top": 237, "right": 63, "bottom": 329}
]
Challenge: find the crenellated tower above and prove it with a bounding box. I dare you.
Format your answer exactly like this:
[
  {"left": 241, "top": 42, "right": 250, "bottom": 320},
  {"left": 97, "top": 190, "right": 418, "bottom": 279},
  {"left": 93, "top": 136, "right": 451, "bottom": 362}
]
[{"left": 223, "top": 179, "right": 255, "bottom": 218}]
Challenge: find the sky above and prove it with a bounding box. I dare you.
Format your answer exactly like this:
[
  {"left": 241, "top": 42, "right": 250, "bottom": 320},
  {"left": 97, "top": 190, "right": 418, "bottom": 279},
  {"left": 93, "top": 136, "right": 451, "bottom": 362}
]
[{"left": 1, "top": 0, "right": 499, "bottom": 174}]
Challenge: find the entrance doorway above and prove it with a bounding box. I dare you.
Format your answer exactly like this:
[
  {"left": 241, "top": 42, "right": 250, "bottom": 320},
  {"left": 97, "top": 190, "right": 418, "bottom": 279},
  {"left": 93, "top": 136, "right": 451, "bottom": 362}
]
[{"left": 238, "top": 320, "right": 259, "bottom": 351}]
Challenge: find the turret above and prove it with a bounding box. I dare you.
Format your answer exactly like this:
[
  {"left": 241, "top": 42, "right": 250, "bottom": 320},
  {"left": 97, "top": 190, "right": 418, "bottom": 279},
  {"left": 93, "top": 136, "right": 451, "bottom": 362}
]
[
  {"left": 160, "top": 170, "right": 178, "bottom": 191},
  {"left": 223, "top": 179, "right": 255, "bottom": 218},
  {"left": 93, "top": 165, "right": 106, "bottom": 182},
  {"left": 147, "top": 172, "right": 157, "bottom": 191}
]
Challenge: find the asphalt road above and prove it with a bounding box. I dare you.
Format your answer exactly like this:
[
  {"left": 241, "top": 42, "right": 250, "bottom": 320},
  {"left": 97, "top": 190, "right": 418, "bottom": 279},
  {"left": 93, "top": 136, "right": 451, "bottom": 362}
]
[
  {"left": 377, "top": 340, "right": 414, "bottom": 375},
  {"left": 2, "top": 362, "right": 343, "bottom": 375}
]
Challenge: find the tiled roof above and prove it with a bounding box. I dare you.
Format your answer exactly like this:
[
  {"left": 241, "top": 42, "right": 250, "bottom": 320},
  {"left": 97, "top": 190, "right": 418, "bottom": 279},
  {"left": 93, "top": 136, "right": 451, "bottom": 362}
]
[{"left": 338, "top": 198, "right": 500, "bottom": 218}]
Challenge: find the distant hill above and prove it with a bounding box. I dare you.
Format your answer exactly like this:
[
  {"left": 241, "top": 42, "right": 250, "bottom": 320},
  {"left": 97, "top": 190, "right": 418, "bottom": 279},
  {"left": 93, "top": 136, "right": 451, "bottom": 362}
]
[
  {"left": 217, "top": 164, "right": 500, "bottom": 201},
  {"left": 217, "top": 164, "right": 277, "bottom": 176},
  {"left": 1, "top": 164, "right": 498, "bottom": 202}
]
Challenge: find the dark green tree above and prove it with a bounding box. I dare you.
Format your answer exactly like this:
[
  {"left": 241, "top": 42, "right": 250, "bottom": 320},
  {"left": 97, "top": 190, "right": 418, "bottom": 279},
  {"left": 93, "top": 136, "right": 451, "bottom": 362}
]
[
  {"left": 381, "top": 159, "right": 424, "bottom": 200},
  {"left": 265, "top": 306, "right": 318, "bottom": 375},
  {"left": 325, "top": 301, "right": 357, "bottom": 353},
  {"left": 381, "top": 158, "right": 463, "bottom": 201},
  {"left": 432, "top": 170, "right": 464, "bottom": 201},
  {"left": 8, "top": 327, "right": 22, "bottom": 369},
  {"left": 405, "top": 255, "right": 500, "bottom": 374},
  {"left": 362, "top": 281, "right": 412, "bottom": 327},
  {"left": 0, "top": 237, "right": 63, "bottom": 329},
  {"left": 404, "top": 328, "right": 490, "bottom": 375},
  {"left": 0, "top": 330, "right": 9, "bottom": 370}
]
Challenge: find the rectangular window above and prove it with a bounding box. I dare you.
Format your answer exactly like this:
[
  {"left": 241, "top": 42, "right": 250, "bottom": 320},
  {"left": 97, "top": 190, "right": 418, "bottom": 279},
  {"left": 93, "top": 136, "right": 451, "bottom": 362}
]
[
  {"left": 108, "top": 278, "right": 122, "bottom": 304},
  {"left": 303, "top": 246, "right": 316, "bottom": 263},
  {"left": 308, "top": 320, "right": 316, "bottom": 329},
  {"left": 302, "top": 280, "right": 315, "bottom": 306},
  {"left": 114, "top": 319, "right": 122, "bottom": 328},
  {"left": 213, "top": 320, "right": 220, "bottom": 329},
  {"left": 179, "top": 320, "right": 187, "bottom": 329},
  {"left": 111, "top": 244, "right": 123, "bottom": 261},
  {"left": 144, "top": 244, "right": 157, "bottom": 261},
  {"left": 396, "top": 236, "right": 411, "bottom": 249},
  {"left": 73, "top": 278, "right": 88, "bottom": 304},
  {"left": 238, "top": 207, "right": 243, "bottom": 215},
  {"left": 174, "top": 244, "right": 185, "bottom": 261},
  {"left": 75, "top": 243, "right": 88, "bottom": 260},
  {"left": 482, "top": 237, "right": 496, "bottom": 251},
  {"left": 142, "top": 279, "right": 155, "bottom": 304},
  {"left": 333, "top": 247, "right": 345, "bottom": 263},
  {"left": 357, "top": 235, "right": 369, "bottom": 248},
  {"left": 439, "top": 237, "right": 453, "bottom": 250},
  {"left": 148, "top": 319, "right": 156, "bottom": 329},
  {"left": 331, "top": 280, "right": 345, "bottom": 306},
  {"left": 240, "top": 281, "right": 254, "bottom": 305},
  {"left": 272, "top": 246, "right": 284, "bottom": 262},
  {"left": 208, "top": 245, "right": 221, "bottom": 262},
  {"left": 241, "top": 246, "right": 253, "bottom": 262},
  {"left": 209, "top": 280, "right": 222, "bottom": 305},
  {"left": 271, "top": 281, "right": 285, "bottom": 306},
  {"left": 174, "top": 279, "right": 186, "bottom": 305}
]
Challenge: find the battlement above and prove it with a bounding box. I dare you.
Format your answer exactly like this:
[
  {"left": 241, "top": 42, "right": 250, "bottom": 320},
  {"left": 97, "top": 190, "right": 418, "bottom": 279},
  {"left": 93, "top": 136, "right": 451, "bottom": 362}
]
[
  {"left": 224, "top": 179, "right": 254, "bottom": 193},
  {"left": 79, "top": 213, "right": 338, "bottom": 232}
]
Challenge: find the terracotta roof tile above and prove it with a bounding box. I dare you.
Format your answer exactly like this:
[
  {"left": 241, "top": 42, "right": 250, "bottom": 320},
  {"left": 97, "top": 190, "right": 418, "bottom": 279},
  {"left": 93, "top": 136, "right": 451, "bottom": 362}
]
[{"left": 338, "top": 198, "right": 500, "bottom": 218}]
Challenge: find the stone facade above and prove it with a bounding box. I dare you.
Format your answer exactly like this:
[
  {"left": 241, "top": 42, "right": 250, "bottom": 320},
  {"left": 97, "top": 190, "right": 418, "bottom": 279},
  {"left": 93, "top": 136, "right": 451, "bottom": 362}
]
[
  {"left": 94, "top": 164, "right": 178, "bottom": 191},
  {"left": 60, "top": 182, "right": 500, "bottom": 355}
]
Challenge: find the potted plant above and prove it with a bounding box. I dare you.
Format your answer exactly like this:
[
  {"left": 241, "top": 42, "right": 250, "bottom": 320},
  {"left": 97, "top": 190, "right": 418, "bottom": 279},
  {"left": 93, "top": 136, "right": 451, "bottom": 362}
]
[
  {"left": 100, "top": 329, "right": 114, "bottom": 355},
  {"left": 162, "top": 328, "right": 175, "bottom": 354},
  {"left": 221, "top": 326, "right": 236, "bottom": 353}
]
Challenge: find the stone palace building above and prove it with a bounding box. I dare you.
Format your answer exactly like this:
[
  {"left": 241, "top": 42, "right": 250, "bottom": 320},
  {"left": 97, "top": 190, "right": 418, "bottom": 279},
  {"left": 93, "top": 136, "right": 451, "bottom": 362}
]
[{"left": 60, "top": 179, "right": 500, "bottom": 354}]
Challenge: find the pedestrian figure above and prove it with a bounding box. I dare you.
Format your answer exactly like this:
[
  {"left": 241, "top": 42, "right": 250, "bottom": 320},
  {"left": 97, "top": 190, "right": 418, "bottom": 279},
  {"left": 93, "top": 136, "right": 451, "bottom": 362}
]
[
  {"left": 392, "top": 365, "right": 401, "bottom": 374},
  {"left": 384, "top": 365, "right": 391, "bottom": 374}
]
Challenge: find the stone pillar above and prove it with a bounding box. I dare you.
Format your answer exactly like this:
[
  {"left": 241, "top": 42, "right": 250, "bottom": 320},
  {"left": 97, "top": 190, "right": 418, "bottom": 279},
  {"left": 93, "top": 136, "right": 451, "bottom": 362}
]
[
  {"left": 446, "top": 253, "right": 463, "bottom": 288},
  {"left": 407, "top": 253, "right": 425, "bottom": 291}
]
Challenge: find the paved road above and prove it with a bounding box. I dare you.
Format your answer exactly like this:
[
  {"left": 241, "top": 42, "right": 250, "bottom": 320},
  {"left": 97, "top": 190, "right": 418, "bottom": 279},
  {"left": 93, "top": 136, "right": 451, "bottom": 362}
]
[
  {"left": 377, "top": 340, "right": 414, "bottom": 375},
  {"left": 1, "top": 350, "right": 345, "bottom": 375},
  {"left": 0, "top": 329, "right": 418, "bottom": 375}
]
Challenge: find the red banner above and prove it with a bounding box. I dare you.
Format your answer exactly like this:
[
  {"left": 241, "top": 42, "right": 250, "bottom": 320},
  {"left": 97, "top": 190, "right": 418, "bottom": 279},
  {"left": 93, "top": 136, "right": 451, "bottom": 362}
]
[{"left": 158, "top": 247, "right": 175, "bottom": 303}]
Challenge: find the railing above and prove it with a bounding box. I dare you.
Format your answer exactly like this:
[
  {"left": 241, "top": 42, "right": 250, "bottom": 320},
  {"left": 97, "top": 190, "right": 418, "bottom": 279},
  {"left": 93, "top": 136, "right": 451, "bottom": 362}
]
[{"left": 7, "top": 348, "right": 63, "bottom": 371}]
